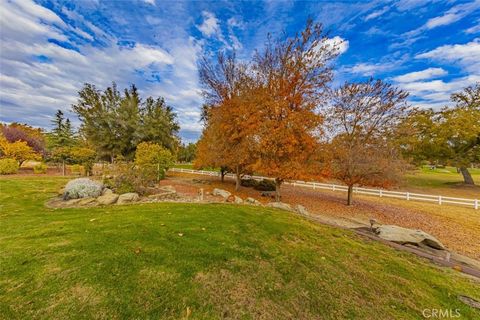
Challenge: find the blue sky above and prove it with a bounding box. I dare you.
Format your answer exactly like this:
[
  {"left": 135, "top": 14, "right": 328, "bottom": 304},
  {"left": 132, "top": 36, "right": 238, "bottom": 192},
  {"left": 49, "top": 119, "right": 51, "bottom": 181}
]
[{"left": 1, "top": 0, "right": 479, "bottom": 142}]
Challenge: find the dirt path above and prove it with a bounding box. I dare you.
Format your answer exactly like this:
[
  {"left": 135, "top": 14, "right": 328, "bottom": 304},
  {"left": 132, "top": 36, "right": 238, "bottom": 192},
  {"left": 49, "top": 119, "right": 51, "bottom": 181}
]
[{"left": 165, "top": 172, "right": 480, "bottom": 260}]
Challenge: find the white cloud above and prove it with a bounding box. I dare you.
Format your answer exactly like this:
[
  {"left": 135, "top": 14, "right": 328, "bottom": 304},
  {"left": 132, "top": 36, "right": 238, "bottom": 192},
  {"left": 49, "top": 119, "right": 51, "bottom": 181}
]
[
  {"left": 465, "top": 19, "right": 480, "bottom": 34},
  {"left": 142, "top": 0, "right": 156, "bottom": 5},
  {"left": 197, "top": 11, "right": 221, "bottom": 37},
  {"left": 393, "top": 68, "right": 447, "bottom": 83},
  {"left": 364, "top": 7, "right": 389, "bottom": 21},
  {"left": 426, "top": 13, "right": 462, "bottom": 29},
  {"left": 398, "top": 1, "right": 480, "bottom": 46},
  {"left": 415, "top": 39, "right": 480, "bottom": 73},
  {"left": 325, "top": 36, "right": 349, "bottom": 55},
  {"left": 425, "top": 1, "right": 480, "bottom": 29},
  {"left": 343, "top": 62, "right": 395, "bottom": 76},
  {"left": 397, "top": 75, "right": 480, "bottom": 109},
  {"left": 0, "top": 0, "right": 203, "bottom": 141}
]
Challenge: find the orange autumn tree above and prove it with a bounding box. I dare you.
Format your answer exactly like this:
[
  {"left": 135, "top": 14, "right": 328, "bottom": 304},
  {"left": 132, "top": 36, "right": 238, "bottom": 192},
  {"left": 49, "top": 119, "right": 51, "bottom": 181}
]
[
  {"left": 325, "top": 78, "right": 410, "bottom": 205},
  {"left": 197, "top": 52, "right": 257, "bottom": 190},
  {"left": 194, "top": 113, "right": 230, "bottom": 182},
  {"left": 250, "top": 20, "right": 339, "bottom": 201}
]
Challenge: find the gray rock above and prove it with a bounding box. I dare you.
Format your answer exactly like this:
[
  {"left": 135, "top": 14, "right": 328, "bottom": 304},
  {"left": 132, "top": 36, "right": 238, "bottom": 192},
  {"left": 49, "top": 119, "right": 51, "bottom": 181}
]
[
  {"left": 97, "top": 193, "right": 119, "bottom": 205},
  {"left": 212, "top": 188, "right": 231, "bottom": 199},
  {"left": 77, "top": 197, "right": 97, "bottom": 206},
  {"left": 295, "top": 205, "right": 309, "bottom": 216},
  {"left": 102, "top": 188, "right": 113, "bottom": 196},
  {"left": 234, "top": 196, "right": 243, "bottom": 204},
  {"left": 117, "top": 192, "right": 140, "bottom": 205},
  {"left": 375, "top": 225, "right": 445, "bottom": 250},
  {"left": 266, "top": 202, "right": 293, "bottom": 211},
  {"left": 245, "top": 197, "right": 262, "bottom": 206},
  {"left": 64, "top": 198, "right": 82, "bottom": 206}
]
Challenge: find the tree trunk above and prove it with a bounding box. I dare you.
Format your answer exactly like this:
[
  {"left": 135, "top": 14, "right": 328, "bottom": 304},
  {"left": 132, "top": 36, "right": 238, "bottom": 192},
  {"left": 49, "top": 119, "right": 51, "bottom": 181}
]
[
  {"left": 220, "top": 168, "right": 226, "bottom": 183},
  {"left": 347, "top": 185, "right": 353, "bottom": 206},
  {"left": 62, "top": 160, "right": 65, "bottom": 176},
  {"left": 275, "top": 179, "right": 282, "bottom": 202},
  {"left": 235, "top": 172, "right": 241, "bottom": 191},
  {"left": 460, "top": 166, "right": 475, "bottom": 185}
]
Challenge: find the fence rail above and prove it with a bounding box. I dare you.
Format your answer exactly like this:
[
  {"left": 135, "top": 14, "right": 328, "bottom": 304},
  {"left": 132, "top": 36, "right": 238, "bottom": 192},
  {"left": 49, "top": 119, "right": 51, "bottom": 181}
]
[{"left": 169, "top": 168, "right": 479, "bottom": 210}]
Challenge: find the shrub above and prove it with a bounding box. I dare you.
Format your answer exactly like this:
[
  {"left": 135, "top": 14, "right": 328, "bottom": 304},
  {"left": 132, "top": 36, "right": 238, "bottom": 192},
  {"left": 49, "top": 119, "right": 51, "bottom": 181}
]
[
  {"left": 241, "top": 178, "right": 258, "bottom": 188},
  {"left": 253, "top": 179, "right": 276, "bottom": 191},
  {"left": 134, "top": 142, "right": 174, "bottom": 183},
  {"left": 103, "top": 162, "right": 145, "bottom": 195},
  {"left": 33, "top": 163, "right": 47, "bottom": 174},
  {"left": 0, "top": 158, "right": 19, "bottom": 175},
  {"left": 63, "top": 178, "right": 103, "bottom": 200}
]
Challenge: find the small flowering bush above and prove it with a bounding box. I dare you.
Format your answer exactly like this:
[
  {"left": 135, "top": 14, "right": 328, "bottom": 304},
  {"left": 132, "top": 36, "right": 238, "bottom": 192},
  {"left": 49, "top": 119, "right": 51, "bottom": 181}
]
[
  {"left": 63, "top": 178, "right": 103, "bottom": 200},
  {"left": 33, "top": 163, "right": 47, "bottom": 174},
  {"left": 0, "top": 158, "right": 19, "bottom": 175}
]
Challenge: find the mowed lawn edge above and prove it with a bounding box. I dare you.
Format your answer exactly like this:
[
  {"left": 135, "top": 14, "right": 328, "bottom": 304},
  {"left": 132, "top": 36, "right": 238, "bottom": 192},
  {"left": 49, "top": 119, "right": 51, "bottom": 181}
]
[{"left": 1, "top": 176, "right": 479, "bottom": 319}]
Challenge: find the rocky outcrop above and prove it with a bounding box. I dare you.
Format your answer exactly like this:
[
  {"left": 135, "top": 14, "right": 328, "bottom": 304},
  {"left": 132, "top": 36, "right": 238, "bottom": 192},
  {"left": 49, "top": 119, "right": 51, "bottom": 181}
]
[
  {"left": 213, "top": 188, "right": 231, "bottom": 199},
  {"left": 233, "top": 196, "right": 243, "bottom": 204},
  {"left": 374, "top": 225, "right": 445, "bottom": 250},
  {"left": 102, "top": 188, "right": 113, "bottom": 196},
  {"left": 97, "top": 193, "right": 119, "bottom": 205},
  {"left": 295, "top": 205, "right": 309, "bottom": 216},
  {"left": 266, "top": 202, "right": 292, "bottom": 211},
  {"left": 245, "top": 197, "right": 262, "bottom": 206},
  {"left": 77, "top": 197, "right": 97, "bottom": 206},
  {"left": 117, "top": 193, "right": 140, "bottom": 205}
]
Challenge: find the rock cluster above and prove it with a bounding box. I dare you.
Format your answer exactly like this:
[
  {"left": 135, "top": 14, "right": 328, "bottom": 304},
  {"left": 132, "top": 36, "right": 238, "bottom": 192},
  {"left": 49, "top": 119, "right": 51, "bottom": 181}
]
[{"left": 374, "top": 225, "right": 445, "bottom": 250}]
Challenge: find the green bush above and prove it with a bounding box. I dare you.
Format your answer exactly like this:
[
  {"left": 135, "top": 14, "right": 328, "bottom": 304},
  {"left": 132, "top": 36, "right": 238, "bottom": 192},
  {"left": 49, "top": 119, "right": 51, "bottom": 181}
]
[
  {"left": 241, "top": 178, "right": 276, "bottom": 191},
  {"left": 134, "top": 142, "right": 174, "bottom": 183},
  {"left": 33, "top": 163, "right": 47, "bottom": 174},
  {"left": 104, "top": 162, "right": 145, "bottom": 195},
  {"left": 241, "top": 178, "right": 258, "bottom": 188},
  {"left": 254, "top": 179, "right": 276, "bottom": 191},
  {"left": 0, "top": 158, "right": 19, "bottom": 175}
]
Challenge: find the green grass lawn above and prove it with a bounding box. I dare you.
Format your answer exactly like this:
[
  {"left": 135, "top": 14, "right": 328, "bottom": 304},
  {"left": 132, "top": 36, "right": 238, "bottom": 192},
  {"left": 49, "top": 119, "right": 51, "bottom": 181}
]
[
  {"left": 405, "top": 166, "right": 480, "bottom": 194},
  {"left": 1, "top": 177, "right": 479, "bottom": 319}
]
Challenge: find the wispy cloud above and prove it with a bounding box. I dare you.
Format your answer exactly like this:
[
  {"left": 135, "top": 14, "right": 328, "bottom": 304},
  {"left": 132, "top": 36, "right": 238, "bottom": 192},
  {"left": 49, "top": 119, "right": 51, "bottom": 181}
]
[
  {"left": 364, "top": 6, "right": 389, "bottom": 21},
  {"left": 393, "top": 68, "right": 447, "bottom": 83},
  {"left": 415, "top": 39, "right": 480, "bottom": 73}
]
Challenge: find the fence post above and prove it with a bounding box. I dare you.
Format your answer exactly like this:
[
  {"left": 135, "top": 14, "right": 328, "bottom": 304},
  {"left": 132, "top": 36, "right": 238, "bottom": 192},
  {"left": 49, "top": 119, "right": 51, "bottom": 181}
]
[
  {"left": 332, "top": 185, "right": 335, "bottom": 191},
  {"left": 438, "top": 196, "right": 442, "bottom": 205},
  {"left": 406, "top": 192, "right": 410, "bottom": 201},
  {"left": 313, "top": 183, "right": 316, "bottom": 190},
  {"left": 379, "top": 190, "right": 383, "bottom": 197},
  {"left": 475, "top": 199, "right": 478, "bottom": 210}
]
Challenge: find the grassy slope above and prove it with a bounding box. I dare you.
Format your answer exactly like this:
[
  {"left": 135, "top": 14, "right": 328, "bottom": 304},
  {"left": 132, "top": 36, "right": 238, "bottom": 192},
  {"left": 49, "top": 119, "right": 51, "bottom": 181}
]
[{"left": 0, "top": 177, "right": 479, "bottom": 319}]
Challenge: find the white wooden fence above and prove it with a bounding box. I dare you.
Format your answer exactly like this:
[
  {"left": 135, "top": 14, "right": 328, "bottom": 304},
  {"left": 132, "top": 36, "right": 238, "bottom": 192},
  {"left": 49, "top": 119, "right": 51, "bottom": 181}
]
[{"left": 169, "top": 168, "right": 479, "bottom": 210}]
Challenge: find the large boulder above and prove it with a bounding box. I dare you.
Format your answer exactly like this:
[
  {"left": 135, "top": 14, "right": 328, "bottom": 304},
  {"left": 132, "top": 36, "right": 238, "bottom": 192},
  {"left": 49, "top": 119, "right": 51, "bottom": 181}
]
[
  {"left": 117, "top": 193, "right": 139, "bottom": 205},
  {"left": 245, "top": 197, "right": 262, "bottom": 206},
  {"left": 102, "top": 188, "right": 113, "bottom": 196},
  {"left": 295, "top": 205, "right": 309, "bottom": 216},
  {"left": 266, "top": 202, "right": 293, "bottom": 211},
  {"left": 97, "top": 193, "right": 119, "bottom": 205},
  {"left": 77, "top": 197, "right": 97, "bottom": 206},
  {"left": 233, "top": 196, "right": 243, "bottom": 204},
  {"left": 213, "top": 188, "right": 231, "bottom": 199},
  {"left": 375, "top": 225, "right": 445, "bottom": 250}
]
